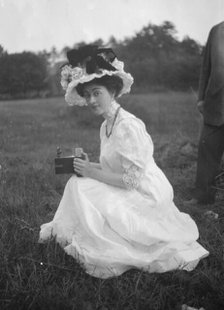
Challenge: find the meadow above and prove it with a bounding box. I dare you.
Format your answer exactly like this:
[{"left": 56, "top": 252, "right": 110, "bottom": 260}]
[{"left": 0, "top": 92, "right": 224, "bottom": 310}]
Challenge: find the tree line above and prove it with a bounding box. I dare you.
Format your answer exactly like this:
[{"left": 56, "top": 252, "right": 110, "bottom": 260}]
[{"left": 0, "top": 21, "right": 203, "bottom": 99}]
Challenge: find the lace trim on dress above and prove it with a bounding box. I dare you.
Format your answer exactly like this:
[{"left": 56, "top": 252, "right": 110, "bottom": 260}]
[{"left": 122, "top": 164, "right": 142, "bottom": 190}]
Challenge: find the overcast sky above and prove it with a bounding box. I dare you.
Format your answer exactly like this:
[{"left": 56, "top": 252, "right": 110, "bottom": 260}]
[{"left": 0, "top": 0, "right": 223, "bottom": 53}]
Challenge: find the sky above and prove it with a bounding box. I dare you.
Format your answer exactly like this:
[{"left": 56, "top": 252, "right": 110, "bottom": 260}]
[{"left": 0, "top": 0, "right": 223, "bottom": 53}]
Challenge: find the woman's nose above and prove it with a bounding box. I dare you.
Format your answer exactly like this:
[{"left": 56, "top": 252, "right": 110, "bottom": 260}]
[{"left": 88, "top": 95, "right": 96, "bottom": 105}]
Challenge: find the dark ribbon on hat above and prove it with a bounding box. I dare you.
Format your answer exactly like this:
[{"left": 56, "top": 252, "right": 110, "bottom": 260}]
[{"left": 66, "top": 45, "right": 117, "bottom": 74}]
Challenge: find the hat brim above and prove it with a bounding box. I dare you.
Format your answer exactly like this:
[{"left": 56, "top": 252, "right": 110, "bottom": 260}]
[{"left": 63, "top": 59, "right": 134, "bottom": 106}]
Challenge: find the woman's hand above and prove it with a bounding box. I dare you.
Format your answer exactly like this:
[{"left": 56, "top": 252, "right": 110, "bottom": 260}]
[
  {"left": 73, "top": 154, "right": 126, "bottom": 188},
  {"left": 73, "top": 153, "right": 92, "bottom": 177}
]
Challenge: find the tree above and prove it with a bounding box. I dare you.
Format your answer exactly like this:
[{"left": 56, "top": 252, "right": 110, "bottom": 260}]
[
  {"left": 181, "top": 36, "right": 202, "bottom": 55},
  {"left": 107, "top": 36, "right": 118, "bottom": 49},
  {"left": 114, "top": 21, "right": 202, "bottom": 90},
  {"left": 0, "top": 52, "right": 48, "bottom": 97},
  {"left": 0, "top": 45, "right": 7, "bottom": 57}
]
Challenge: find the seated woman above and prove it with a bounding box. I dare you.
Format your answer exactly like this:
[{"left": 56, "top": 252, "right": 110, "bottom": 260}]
[{"left": 39, "top": 45, "right": 209, "bottom": 278}]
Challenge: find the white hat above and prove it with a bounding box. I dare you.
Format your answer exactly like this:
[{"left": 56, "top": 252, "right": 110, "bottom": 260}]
[{"left": 60, "top": 45, "right": 134, "bottom": 106}]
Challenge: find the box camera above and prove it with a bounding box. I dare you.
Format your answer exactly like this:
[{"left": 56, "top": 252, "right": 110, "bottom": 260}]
[{"left": 54, "top": 147, "right": 84, "bottom": 176}]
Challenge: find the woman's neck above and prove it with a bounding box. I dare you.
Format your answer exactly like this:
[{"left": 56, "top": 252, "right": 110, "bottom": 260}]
[{"left": 103, "top": 100, "right": 120, "bottom": 123}]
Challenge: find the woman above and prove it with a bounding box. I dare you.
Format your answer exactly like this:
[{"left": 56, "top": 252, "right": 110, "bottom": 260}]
[{"left": 39, "top": 45, "right": 208, "bottom": 278}]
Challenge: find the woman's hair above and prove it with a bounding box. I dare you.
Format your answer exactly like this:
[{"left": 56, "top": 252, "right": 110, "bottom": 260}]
[{"left": 76, "top": 75, "right": 123, "bottom": 98}]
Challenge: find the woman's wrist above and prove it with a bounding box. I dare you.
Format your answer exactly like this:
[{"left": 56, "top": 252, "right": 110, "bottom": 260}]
[{"left": 87, "top": 166, "right": 96, "bottom": 179}]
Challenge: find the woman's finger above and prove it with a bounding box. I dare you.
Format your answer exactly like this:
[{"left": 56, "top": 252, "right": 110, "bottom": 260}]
[
  {"left": 83, "top": 152, "right": 89, "bottom": 161},
  {"left": 74, "top": 165, "right": 81, "bottom": 172},
  {"left": 73, "top": 159, "right": 83, "bottom": 166},
  {"left": 74, "top": 158, "right": 83, "bottom": 164}
]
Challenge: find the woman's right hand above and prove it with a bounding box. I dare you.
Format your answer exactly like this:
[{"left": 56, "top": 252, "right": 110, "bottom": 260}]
[{"left": 73, "top": 153, "right": 92, "bottom": 177}]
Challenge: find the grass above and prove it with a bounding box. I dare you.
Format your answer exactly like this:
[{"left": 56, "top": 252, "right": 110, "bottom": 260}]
[{"left": 0, "top": 92, "right": 224, "bottom": 310}]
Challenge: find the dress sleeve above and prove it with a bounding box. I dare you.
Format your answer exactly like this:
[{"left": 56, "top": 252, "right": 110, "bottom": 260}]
[{"left": 115, "top": 118, "right": 154, "bottom": 190}]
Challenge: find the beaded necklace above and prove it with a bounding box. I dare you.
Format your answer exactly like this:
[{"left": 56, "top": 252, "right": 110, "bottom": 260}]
[{"left": 105, "top": 106, "right": 121, "bottom": 138}]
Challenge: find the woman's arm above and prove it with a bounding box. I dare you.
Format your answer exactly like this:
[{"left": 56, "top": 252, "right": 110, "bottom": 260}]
[
  {"left": 89, "top": 168, "right": 125, "bottom": 188},
  {"left": 73, "top": 154, "right": 126, "bottom": 189},
  {"left": 90, "top": 162, "right": 102, "bottom": 170}
]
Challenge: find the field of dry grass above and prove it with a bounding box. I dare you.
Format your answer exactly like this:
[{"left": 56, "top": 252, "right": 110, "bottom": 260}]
[{"left": 0, "top": 92, "right": 224, "bottom": 310}]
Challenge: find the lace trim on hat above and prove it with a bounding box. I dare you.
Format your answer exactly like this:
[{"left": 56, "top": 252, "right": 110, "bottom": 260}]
[
  {"left": 122, "top": 164, "right": 142, "bottom": 190},
  {"left": 62, "top": 58, "right": 134, "bottom": 106}
]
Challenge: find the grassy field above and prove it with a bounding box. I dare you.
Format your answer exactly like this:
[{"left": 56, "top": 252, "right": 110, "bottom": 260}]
[{"left": 0, "top": 92, "right": 224, "bottom": 310}]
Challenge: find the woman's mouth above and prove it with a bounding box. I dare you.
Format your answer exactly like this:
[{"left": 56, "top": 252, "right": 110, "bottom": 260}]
[{"left": 91, "top": 105, "right": 99, "bottom": 110}]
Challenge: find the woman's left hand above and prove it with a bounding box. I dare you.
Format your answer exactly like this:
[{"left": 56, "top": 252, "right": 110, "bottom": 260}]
[{"left": 73, "top": 153, "right": 92, "bottom": 177}]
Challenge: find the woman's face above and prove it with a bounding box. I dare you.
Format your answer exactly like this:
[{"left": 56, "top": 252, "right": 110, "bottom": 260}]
[{"left": 83, "top": 84, "right": 114, "bottom": 117}]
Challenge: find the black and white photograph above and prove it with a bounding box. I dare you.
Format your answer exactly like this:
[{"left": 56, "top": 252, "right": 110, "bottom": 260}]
[{"left": 0, "top": 0, "right": 224, "bottom": 309}]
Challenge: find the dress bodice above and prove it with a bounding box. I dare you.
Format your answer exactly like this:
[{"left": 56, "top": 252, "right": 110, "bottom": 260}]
[
  {"left": 99, "top": 108, "right": 173, "bottom": 201},
  {"left": 100, "top": 108, "right": 154, "bottom": 173}
]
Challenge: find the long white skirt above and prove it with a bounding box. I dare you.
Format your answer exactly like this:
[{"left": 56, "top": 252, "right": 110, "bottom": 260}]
[{"left": 39, "top": 176, "right": 209, "bottom": 278}]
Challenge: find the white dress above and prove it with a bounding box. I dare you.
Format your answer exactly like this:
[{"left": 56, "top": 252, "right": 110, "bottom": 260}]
[{"left": 39, "top": 108, "right": 209, "bottom": 278}]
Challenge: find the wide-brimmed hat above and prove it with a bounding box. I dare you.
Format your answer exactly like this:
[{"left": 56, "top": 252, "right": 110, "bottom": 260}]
[{"left": 60, "top": 45, "right": 134, "bottom": 106}]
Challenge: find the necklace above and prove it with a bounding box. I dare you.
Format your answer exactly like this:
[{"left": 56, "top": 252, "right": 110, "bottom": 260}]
[{"left": 105, "top": 106, "right": 121, "bottom": 138}]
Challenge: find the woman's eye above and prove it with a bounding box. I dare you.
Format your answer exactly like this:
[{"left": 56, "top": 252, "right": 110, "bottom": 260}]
[{"left": 94, "top": 91, "right": 100, "bottom": 96}]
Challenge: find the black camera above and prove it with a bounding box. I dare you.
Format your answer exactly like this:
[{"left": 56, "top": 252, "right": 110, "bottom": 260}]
[{"left": 54, "top": 147, "right": 85, "bottom": 176}]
